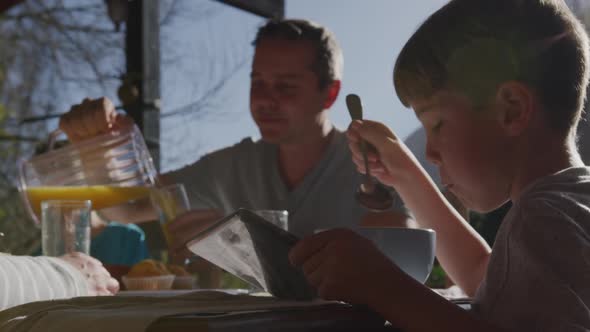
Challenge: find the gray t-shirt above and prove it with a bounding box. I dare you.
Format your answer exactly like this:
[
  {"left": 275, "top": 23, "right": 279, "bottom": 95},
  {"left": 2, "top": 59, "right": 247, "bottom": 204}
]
[
  {"left": 168, "top": 130, "right": 406, "bottom": 237},
  {"left": 473, "top": 167, "right": 590, "bottom": 332}
]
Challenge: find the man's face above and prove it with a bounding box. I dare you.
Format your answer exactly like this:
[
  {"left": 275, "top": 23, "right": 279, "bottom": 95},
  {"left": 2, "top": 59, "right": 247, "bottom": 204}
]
[
  {"left": 411, "top": 90, "right": 513, "bottom": 212},
  {"left": 250, "top": 39, "right": 332, "bottom": 145}
]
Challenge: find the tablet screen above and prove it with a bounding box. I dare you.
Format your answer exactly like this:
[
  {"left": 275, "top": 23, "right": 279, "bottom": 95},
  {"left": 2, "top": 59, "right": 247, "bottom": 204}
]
[{"left": 187, "top": 208, "right": 316, "bottom": 300}]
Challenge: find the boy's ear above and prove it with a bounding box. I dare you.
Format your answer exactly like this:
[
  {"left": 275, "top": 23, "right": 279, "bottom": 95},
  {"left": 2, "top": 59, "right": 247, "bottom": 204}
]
[
  {"left": 495, "top": 81, "right": 534, "bottom": 136},
  {"left": 323, "top": 80, "right": 341, "bottom": 109}
]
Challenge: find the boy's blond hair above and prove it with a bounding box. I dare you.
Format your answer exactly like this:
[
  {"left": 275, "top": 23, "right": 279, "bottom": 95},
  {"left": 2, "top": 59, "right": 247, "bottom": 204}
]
[{"left": 394, "top": 0, "right": 590, "bottom": 133}]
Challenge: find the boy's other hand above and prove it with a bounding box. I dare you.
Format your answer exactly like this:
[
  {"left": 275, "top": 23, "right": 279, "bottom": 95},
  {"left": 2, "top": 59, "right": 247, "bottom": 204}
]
[
  {"left": 59, "top": 252, "right": 119, "bottom": 296},
  {"left": 289, "top": 228, "right": 398, "bottom": 306},
  {"left": 59, "top": 97, "right": 133, "bottom": 143},
  {"left": 347, "top": 120, "right": 420, "bottom": 187}
]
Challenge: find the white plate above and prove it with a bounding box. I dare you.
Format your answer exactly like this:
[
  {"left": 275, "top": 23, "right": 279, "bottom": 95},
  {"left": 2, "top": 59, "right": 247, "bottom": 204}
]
[
  {"left": 116, "top": 289, "right": 251, "bottom": 297},
  {"left": 116, "top": 289, "right": 196, "bottom": 297}
]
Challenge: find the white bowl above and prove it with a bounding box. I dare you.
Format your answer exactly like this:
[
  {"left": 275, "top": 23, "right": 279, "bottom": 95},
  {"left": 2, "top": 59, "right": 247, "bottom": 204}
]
[{"left": 357, "top": 227, "right": 436, "bottom": 283}]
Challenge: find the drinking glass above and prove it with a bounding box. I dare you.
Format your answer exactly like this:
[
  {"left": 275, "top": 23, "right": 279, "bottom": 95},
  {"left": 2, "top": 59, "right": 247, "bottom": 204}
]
[
  {"left": 41, "top": 200, "right": 91, "bottom": 256},
  {"left": 254, "top": 210, "right": 289, "bottom": 231},
  {"left": 150, "top": 183, "right": 190, "bottom": 246}
]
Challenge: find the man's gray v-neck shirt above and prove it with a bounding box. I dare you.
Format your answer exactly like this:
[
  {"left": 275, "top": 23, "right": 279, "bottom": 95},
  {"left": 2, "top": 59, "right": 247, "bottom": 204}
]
[{"left": 168, "top": 130, "right": 407, "bottom": 237}]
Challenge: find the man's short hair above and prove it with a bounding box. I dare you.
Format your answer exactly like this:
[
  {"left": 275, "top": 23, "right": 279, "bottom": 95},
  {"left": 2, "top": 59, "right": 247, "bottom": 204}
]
[
  {"left": 253, "top": 18, "right": 343, "bottom": 89},
  {"left": 394, "top": 0, "right": 590, "bottom": 133}
]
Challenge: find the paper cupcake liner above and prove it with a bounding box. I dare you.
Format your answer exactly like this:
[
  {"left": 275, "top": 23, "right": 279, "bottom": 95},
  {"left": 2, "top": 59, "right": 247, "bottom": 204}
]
[
  {"left": 172, "top": 276, "right": 197, "bottom": 289},
  {"left": 122, "top": 275, "right": 175, "bottom": 291}
]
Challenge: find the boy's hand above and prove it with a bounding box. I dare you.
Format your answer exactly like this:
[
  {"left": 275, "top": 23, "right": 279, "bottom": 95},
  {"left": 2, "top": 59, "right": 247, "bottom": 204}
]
[
  {"left": 59, "top": 97, "right": 133, "bottom": 143},
  {"left": 347, "top": 120, "right": 420, "bottom": 188},
  {"left": 59, "top": 252, "right": 119, "bottom": 295},
  {"left": 289, "top": 228, "right": 399, "bottom": 306}
]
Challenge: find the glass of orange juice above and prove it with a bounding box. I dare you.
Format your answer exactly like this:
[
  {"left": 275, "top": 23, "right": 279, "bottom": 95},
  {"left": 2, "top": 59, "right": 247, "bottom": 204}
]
[{"left": 150, "top": 183, "right": 190, "bottom": 246}]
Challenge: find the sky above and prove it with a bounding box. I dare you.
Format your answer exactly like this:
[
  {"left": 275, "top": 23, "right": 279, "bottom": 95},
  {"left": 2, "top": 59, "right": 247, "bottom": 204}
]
[
  {"left": 159, "top": 0, "right": 448, "bottom": 172},
  {"left": 8, "top": 0, "right": 589, "bottom": 174},
  {"left": 287, "top": 0, "right": 448, "bottom": 138}
]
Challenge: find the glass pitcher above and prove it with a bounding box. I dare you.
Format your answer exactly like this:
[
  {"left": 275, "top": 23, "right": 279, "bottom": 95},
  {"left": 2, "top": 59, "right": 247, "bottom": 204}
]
[{"left": 18, "top": 125, "right": 158, "bottom": 225}]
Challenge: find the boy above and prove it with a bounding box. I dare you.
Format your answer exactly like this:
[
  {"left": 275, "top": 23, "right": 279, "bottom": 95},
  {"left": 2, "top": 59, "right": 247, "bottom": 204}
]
[{"left": 290, "top": 0, "right": 590, "bottom": 331}]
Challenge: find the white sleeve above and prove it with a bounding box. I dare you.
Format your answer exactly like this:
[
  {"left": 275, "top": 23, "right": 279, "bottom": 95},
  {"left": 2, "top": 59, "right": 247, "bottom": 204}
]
[{"left": 0, "top": 254, "right": 89, "bottom": 310}]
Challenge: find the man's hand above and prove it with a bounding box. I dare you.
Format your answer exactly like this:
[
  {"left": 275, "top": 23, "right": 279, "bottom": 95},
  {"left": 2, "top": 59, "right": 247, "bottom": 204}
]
[
  {"left": 59, "top": 252, "right": 119, "bottom": 295},
  {"left": 289, "top": 228, "right": 401, "bottom": 306},
  {"left": 59, "top": 97, "right": 133, "bottom": 143},
  {"left": 166, "top": 209, "right": 225, "bottom": 253}
]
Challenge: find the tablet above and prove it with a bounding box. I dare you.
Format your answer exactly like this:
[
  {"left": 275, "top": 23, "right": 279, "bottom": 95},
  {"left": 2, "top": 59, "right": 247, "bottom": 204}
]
[{"left": 186, "top": 208, "right": 317, "bottom": 300}]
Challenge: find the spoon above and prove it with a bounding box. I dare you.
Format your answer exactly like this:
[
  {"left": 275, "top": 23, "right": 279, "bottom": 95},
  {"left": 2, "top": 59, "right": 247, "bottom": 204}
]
[{"left": 345, "top": 94, "right": 394, "bottom": 211}]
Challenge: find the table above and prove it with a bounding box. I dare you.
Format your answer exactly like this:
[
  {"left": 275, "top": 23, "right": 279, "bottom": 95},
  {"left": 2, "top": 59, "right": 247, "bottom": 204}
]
[{"left": 147, "top": 303, "right": 399, "bottom": 332}]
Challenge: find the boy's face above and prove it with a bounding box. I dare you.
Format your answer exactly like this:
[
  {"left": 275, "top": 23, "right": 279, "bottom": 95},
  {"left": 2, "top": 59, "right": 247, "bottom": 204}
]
[
  {"left": 411, "top": 90, "right": 513, "bottom": 212},
  {"left": 250, "top": 39, "right": 334, "bottom": 145}
]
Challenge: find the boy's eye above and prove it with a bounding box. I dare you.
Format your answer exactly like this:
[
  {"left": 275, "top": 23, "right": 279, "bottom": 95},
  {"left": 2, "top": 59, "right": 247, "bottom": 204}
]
[{"left": 431, "top": 120, "right": 443, "bottom": 132}]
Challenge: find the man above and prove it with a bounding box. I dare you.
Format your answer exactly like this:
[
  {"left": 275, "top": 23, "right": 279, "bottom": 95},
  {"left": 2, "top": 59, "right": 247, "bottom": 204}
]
[{"left": 60, "top": 19, "right": 411, "bottom": 253}]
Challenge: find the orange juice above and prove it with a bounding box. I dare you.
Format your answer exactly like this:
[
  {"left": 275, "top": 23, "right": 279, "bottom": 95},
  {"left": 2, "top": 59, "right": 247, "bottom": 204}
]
[
  {"left": 150, "top": 188, "right": 180, "bottom": 245},
  {"left": 26, "top": 185, "right": 152, "bottom": 216},
  {"left": 149, "top": 184, "right": 190, "bottom": 246}
]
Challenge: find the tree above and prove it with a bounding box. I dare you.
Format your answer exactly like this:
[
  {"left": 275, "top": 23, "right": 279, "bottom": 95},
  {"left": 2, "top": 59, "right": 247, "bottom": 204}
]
[{"left": 0, "top": 0, "right": 252, "bottom": 254}]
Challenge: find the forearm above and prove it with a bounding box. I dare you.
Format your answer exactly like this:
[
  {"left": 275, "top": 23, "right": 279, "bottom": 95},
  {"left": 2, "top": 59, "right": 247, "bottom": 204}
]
[
  {"left": 0, "top": 255, "right": 88, "bottom": 310},
  {"left": 390, "top": 153, "right": 490, "bottom": 295}
]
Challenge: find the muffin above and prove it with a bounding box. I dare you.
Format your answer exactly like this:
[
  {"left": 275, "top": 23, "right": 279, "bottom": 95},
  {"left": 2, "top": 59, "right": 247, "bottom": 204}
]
[
  {"left": 166, "top": 264, "right": 190, "bottom": 276},
  {"left": 127, "top": 259, "right": 171, "bottom": 277},
  {"left": 123, "top": 259, "right": 175, "bottom": 290},
  {"left": 168, "top": 264, "right": 197, "bottom": 289}
]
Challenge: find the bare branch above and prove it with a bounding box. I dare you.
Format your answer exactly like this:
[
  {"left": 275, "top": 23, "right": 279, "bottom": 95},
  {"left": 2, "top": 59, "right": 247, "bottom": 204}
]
[
  {"left": 2, "top": 4, "right": 102, "bottom": 19},
  {"left": 162, "top": 55, "right": 248, "bottom": 118}
]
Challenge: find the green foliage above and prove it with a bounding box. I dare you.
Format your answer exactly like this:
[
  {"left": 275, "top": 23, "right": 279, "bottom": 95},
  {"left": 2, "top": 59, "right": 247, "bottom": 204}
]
[
  {"left": 425, "top": 260, "right": 447, "bottom": 289},
  {"left": 220, "top": 272, "right": 251, "bottom": 289},
  {"left": 424, "top": 203, "right": 509, "bottom": 289}
]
